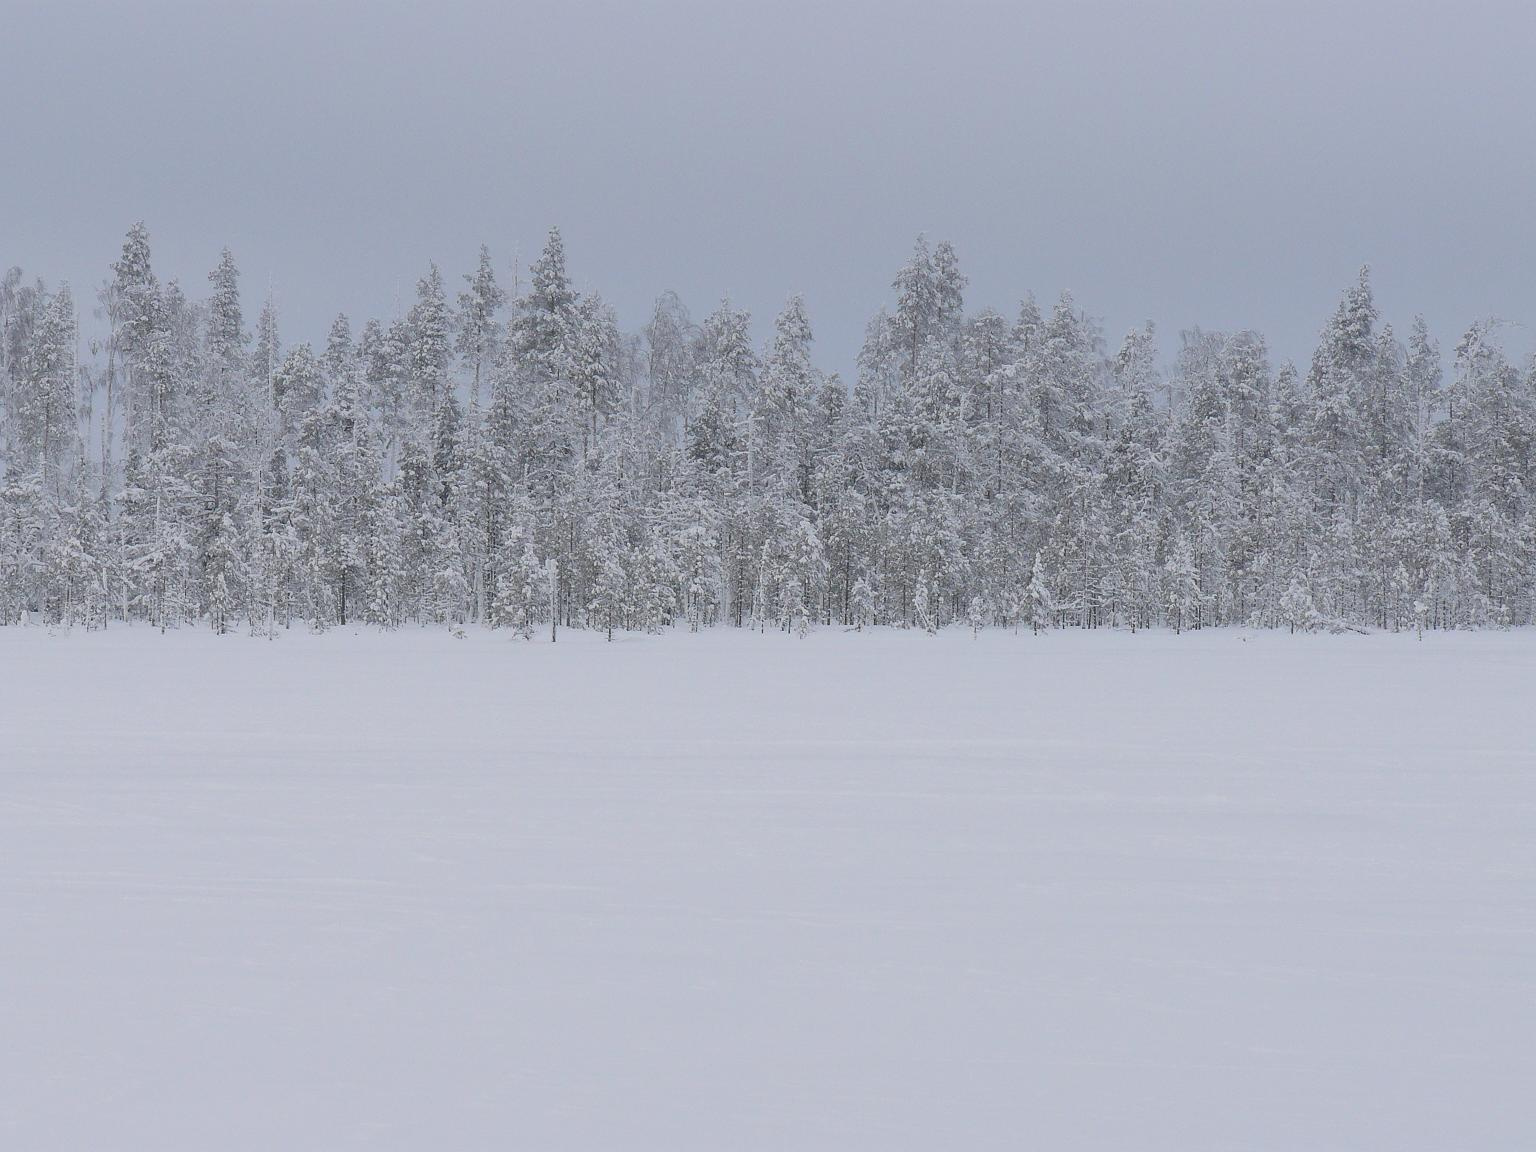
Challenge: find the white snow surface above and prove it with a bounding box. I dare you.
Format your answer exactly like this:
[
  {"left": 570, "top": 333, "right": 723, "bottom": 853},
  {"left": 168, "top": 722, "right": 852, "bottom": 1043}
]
[{"left": 2, "top": 626, "right": 1533, "bottom": 1150}]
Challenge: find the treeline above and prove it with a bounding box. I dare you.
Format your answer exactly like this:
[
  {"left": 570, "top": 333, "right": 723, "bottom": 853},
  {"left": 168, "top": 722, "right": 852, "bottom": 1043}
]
[{"left": 2, "top": 226, "right": 1532, "bottom": 637}]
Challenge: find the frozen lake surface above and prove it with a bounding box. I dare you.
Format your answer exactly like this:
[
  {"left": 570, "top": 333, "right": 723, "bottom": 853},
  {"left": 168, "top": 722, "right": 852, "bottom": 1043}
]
[{"left": 2, "top": 626, "right": 1533, "bottom": 1150}]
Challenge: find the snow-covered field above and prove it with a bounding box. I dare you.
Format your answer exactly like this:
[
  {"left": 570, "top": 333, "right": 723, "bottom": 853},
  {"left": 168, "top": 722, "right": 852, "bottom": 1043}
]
[{"left": 2, "top": 626, "right": 1532, "bottom": 1150}]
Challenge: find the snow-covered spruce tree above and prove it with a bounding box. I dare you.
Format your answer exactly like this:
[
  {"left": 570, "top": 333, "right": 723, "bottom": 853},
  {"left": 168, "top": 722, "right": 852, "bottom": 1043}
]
[
  {"left": 407, "top": 264, "right": 454, "bottom": 433},
  {"left": 1164, "top": 531, "right": 1200, "bottom": 635},
  {"left": 589, "top": 550, "right": 626, "bottom": 641},
  {"left": 1027, "top": 550, "right": 1053, "bottom": 633},
  {"left": 968, "top": 594, "right": 987, "bottom": 637},
  {"left": 490, "top": 525, "right": 545, "bottom": 639},
  {"left": 6, "top": 284, "right": 78, "bottom": 492},
  {"left": 849, "top": 574, "right": 874, "bottom": 631},
  {"left": 46, "top": 450, "right": 109, "bottom": 629},
  {"left": 456, "top": 245, "right": 506, "bottom": 410},
  {"left": 644, "top": 291, "right": 696, "bottom": 442}
]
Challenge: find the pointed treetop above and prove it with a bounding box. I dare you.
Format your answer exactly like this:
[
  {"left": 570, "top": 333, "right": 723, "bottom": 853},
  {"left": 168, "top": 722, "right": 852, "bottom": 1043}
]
[{"left": 530, "top": 228, "right": 571, "bottom": 306}]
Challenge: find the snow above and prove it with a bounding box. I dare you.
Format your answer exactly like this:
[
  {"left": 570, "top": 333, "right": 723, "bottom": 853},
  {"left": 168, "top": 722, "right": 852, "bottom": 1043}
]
[{"left": 2, "top": 626, "right": 1533, "bottom": 1150}]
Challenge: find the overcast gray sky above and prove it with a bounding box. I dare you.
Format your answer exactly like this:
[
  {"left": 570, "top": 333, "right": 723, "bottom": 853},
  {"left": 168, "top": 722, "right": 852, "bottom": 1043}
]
[{"left": 3, "top": 0, "right": 1533, "bottom": 374}]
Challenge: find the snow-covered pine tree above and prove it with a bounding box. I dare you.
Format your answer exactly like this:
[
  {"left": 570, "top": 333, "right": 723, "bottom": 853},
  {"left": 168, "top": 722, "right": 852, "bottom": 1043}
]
[{"left": 456, "top": 245, "right": 506, "bottom": 409}]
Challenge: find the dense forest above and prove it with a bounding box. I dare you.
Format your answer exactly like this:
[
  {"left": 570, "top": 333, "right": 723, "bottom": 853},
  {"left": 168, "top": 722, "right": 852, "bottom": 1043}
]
[{"left": 2, "top": 226, "right": 1531, "bottom": 637}]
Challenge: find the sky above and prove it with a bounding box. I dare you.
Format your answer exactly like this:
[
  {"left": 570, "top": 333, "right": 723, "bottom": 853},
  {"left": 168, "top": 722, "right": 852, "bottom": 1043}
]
[{"left": 3, "top": 0, "right": 1534, "bottom": 377}]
